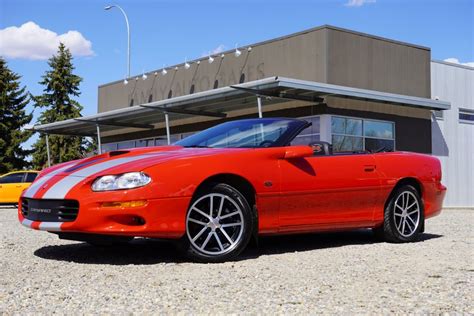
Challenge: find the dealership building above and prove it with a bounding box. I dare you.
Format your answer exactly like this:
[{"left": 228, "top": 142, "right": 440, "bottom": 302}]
[{"left": 33, "top": 25, "right": 473, "bottom": 208}]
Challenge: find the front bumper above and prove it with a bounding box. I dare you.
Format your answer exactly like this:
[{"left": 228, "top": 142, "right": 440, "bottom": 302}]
[{"left": 18, "top": 195, "right": 192, "bottom": 239}]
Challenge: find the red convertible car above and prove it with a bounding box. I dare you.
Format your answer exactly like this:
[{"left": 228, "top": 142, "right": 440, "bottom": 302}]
[{"left": 19, "top": 118, "right": 446, "bottom": 262}]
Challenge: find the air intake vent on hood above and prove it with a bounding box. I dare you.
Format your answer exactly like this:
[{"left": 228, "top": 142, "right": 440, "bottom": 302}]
[{"left": 109, "top": 151, "right": 130, "bottom": 157}]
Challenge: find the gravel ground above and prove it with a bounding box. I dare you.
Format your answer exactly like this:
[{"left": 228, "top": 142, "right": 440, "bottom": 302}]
[{"left": 0, "top": 207, "right": 472, "bottom": 314}]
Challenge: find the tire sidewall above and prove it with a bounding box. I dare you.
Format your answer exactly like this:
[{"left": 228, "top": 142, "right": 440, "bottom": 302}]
[
  {"left": 386, "top": 185, "right": 424, "bottom": 242},
  {"left": 182, "top": 183, "right": 254, "bottom": 263}
]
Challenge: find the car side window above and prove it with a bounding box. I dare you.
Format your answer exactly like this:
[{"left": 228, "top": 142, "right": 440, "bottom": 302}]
[
  {"left": 25, "top": 173, "right": 38, "bottom": 183},
  {"left": 0, "top": 173, "right": 25, "bottom": 184}
]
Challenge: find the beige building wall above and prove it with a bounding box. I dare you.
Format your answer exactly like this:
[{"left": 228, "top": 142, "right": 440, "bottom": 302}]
[
  {"left": 98, "top": 27, "right": 328, "bottom": 112},
  {"left": 98, "top": 25, "right": 431, "bottom": 113},
  {"left": 326, "top": 28, "right": 430, "bottom": 98}
]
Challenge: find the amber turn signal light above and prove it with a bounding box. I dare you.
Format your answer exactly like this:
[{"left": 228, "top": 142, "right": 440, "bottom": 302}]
[{"left": 101, "top": 200, "right": 148, "bottom": 208}]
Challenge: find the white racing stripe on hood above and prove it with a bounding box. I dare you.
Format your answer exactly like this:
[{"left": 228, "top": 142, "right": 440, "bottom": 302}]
[
  {"left": 23, "top": 163, "right": 76, "bottom": 198},
  {"left": 41, "top": 155, "right": 155, "bottom": 199}
]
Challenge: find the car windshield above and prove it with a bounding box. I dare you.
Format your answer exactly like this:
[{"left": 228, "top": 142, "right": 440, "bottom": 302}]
[{"left": 175, "top": 118, "right": 309, "bottom": 148}]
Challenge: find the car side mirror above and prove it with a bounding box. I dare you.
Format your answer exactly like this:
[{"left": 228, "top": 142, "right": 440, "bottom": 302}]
[{"left": 283, "top": 146, "right": 314, "bottom": 159}]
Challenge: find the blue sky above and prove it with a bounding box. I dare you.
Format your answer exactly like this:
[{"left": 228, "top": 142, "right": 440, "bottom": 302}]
[{"left": 1, "top": 0, "right": 473, "bottom": 125}]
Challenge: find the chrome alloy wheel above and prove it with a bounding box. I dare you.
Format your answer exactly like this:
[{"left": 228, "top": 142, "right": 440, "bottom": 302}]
[
  {"left": 186, "top": 193, "right": 244, "bottom": 256},
  {"left": 393, "top": 191, "right": 420, "bottom": 237}
]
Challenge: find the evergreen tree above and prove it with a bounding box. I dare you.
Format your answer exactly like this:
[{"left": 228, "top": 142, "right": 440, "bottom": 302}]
[
  {"left": 83, "top": 137, "right": 98, "bottom": 157},
  {"left": 0, "top": 57, "right": 33, "bottom": 174},
  {"left": 31, "top": 43, "right": 86, "bottom": 169}
]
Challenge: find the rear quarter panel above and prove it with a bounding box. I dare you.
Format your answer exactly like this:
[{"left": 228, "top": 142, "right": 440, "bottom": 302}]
[{"left": 373, "top": 152, "right": 445, "bottom": 223}]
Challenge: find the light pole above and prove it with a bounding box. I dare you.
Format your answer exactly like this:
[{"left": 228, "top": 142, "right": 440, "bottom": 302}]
[{"left": 104, "top": 5, "right": 130, "bottom": 81}]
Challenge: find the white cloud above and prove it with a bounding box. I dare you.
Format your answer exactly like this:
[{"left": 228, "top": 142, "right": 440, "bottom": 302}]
[
  {"left": 443, "top": 58, "right": 474, "bottom": 68},
  {"left": 0, "top": 21, "right": 94, "bottom": 60},
  {"left": 202, "top": 44, "right": 227, "bottom": 57},
  {"left": 345, "top": 0, "right": 376, "bottom": 7},
  {"left": 210, "top": 44, "right": 226, "bottom": 55}
]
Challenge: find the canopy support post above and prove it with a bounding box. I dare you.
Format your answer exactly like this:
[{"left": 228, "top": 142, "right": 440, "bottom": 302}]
[
  {"left": 257, "top": 96, "right": 263, "bottom": 118},
  {"left": 164, "top": 112, "right": 171, "bottom": 145},
  {"left": 96, "top": 124, "right": 102, "bottom": 154},
  {"left": 45, "top": 134, "right": 51, "bottom": 167}
]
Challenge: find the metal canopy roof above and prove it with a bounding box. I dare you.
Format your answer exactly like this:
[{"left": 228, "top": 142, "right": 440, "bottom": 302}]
[{"left": 31, "top": 76, "right": 450, "bottom": 136}]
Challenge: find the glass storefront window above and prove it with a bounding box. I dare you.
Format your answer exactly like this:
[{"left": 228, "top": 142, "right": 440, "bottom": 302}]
[
  {"left": 363, "top": 120, "right": 394, "bottom": 139},
  {"left": 156, "top": 135, "right": 180, "bottom": 146},
  {"left": 100, "top": 116, "right": 395, "bottom": 154},
  {"left": 117, "top": 140, "right": 136, "bottom": 150},
  {"left": 363, "top": 119, "right": 395, "bottom": 152},
  {"left": 332, "top": 135, "right": 363, "bottom": 152},
  {"left": 135, "top": 138, "right": 158, "bottom": 147},
  {"left": 331, "top": 116, "right": 395, "bottom": 153},
  {"left": 365, "top": 138, "right": 395, "bottom": 152},
  {"left": 136, "top": 139, "right": 149, "bottom": 148},
  {"left": 155, "top": 138, "right": 168, "bottom": 146},
  {"left": 291, "top": 134, "right": 320, "bottom": 146},
  {"left": 101, "top": 143, "right": 118, "bottom": 153},
  {"left": 331, "top": 117, "right": 362, "bottom": 136},
  {"left": 180, "top": 132, "right": 197, "bottom": 140}
]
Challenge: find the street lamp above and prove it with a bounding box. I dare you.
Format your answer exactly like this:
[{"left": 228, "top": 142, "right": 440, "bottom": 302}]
[{"left": 104, "top": 5, "right": 131, "bottom": 83}]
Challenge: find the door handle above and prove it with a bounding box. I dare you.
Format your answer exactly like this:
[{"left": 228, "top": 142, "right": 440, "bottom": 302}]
[
  {"left": 16, "top": 185, "right": 23, "bottom": 187},
  {"left": 364, "top": 165, "right": 376, "bottom": 172}
]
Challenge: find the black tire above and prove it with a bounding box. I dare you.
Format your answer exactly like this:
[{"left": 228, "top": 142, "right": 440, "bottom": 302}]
[
  {"left": 180, "top": 183, "right": 254, "bottom": 263},
  {"left": 376, "top": 185, "right": 424, "bottom": 242}
]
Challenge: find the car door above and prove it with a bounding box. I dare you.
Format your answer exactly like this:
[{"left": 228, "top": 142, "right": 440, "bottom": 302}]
[
  {"left": 278, "top": 153, "right": 381, "bottom": 232},
  {"left": 0, "top": 173, "right": 26, "bottom": 203}
]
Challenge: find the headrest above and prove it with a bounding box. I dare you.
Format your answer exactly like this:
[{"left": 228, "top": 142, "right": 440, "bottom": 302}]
[{"left": 308, "top": 141, "right": 333, "bottom": 156}]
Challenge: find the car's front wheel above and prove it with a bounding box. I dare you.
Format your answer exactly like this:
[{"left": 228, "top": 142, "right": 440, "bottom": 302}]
[
  {"left": 377, "top": 185, "right": 424, "bottom": 242},
  {"left": 182, "top": 183, "right": 254, "bottom": 262}
]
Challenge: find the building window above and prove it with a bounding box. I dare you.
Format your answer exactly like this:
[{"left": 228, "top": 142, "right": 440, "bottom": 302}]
[
  {"left": 136, "top": 138, "right": 158, "bottom": 147},
  {"left": 291, "top": 116, "right": 320, "bottom": 145},
  {"left": 155, "top": 138, "right": 172, "bottom": 146},
  {"left": 181, "top": 132, "right": 197, "bottom": 139},
  {"left": 102, "top": 134, "right": 188, "bottom": 152},
  {"left": 117, "top": 140, "right": 136, "bottom": 150},
  {"left": 459, "top": 108, "right": 474, "bottom": 124},
  {"left": 331, "top": 117, "right": 363, "bottom": 152},
  {"left": 331, "top": 116, "right": 395, "bottom": 153},
  {"left": 101, "top": 143, "right": 118, "bottom": 153}
]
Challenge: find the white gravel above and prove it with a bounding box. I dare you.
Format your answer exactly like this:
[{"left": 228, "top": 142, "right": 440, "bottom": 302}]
[{"left": 0, "top": 207, "right": 472, "bottom": 314}]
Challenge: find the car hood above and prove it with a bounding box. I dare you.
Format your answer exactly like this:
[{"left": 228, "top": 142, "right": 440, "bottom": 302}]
[
  {"left": 39, "top": 146, "right": 246, "bottom": 179},
  {"left": 22, "top": 146, "right": 254, "bottom": 200}
]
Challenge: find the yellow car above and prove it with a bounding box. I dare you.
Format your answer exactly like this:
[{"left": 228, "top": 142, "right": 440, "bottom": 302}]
[{"left": 0, "top": 171, "right": 39, "bottom": 205}]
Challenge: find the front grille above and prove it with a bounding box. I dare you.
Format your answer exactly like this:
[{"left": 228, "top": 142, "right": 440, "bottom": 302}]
[
  {"left": 21, "top": 198, "right": 79, "bottom": 222},
  {"left": 21, "top": 199, "right": 29, "bottom": 217}
]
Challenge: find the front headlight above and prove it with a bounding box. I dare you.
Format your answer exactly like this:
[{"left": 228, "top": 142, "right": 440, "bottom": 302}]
[{"left": 91, "top": 172, "right": 151, "bottom": 191}]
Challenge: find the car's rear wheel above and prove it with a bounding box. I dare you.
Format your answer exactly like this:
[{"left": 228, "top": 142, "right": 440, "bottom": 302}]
[
  {"left": 182, "top": 183, "right": 253, "bottom": 262},
  {"left": 377, "top": 185, "right": 424, "bottom": 242}
]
